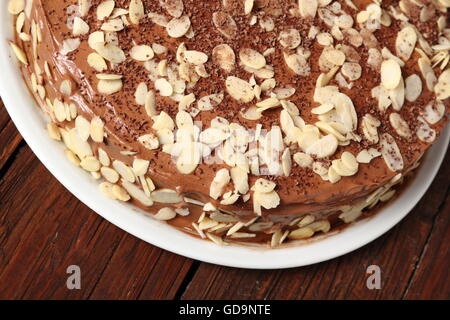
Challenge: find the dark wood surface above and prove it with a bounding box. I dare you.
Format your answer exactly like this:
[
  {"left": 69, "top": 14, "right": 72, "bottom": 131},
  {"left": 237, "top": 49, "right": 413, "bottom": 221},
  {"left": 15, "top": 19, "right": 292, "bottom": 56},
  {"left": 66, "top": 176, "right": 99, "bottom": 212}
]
[{"left": 0, "top": 100, "right": 449, "bottom": 300}]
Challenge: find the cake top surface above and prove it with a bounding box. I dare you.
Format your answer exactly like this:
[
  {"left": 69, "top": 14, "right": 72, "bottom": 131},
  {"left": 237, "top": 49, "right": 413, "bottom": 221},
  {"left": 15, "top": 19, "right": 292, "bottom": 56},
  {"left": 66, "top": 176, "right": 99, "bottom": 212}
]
[{"left": 9, "top": 0, "right": 450, "bottom": 217}]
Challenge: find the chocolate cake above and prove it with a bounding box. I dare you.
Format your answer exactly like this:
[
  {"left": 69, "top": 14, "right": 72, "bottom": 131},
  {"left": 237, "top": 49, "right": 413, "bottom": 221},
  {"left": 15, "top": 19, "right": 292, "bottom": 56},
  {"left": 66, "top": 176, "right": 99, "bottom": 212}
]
[{"left": 7, "top": 0, "right": 450, "bottom": 246}]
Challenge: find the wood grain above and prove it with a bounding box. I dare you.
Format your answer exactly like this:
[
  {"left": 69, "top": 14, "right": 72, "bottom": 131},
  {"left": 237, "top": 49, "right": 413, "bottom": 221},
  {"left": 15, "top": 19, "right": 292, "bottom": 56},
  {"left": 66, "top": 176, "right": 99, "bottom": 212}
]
[
  {"left": 0, "top": 101, "right": 448, "bottom": 300},
  {"left": 0, "top": 101, "right": 23, "bottom": 170}
]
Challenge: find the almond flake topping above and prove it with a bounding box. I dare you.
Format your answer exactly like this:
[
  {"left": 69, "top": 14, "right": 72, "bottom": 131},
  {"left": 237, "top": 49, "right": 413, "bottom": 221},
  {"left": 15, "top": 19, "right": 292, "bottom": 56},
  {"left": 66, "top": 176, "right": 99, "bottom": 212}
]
[
  {"left": 381, "top": 59, "right": 402, "bottom": 90},
  {"left": 380, "top": 133, "right": 404, "bottom": 172},
  {"left": 160, "top": 0, "right": 184, "bottom": 18},
  {"left": 389, "top": 113, "right": 411, "bottom": 138},
  {"left": 8, "top": 0, "right": 25, "bottom": 15},
  {"left": 129, "top": 0, "right": 145, "bottom": 24},
  {"left": 154, "top": 207, "right": 177, "bottom": 221},
  {"left": 279, "top": 29, "right": 302, "bottom": 49},
  {"left": 87, "top": 53, "right": 108, "bottom": 72},
  {"left": 212, "top": 44, "right": 235, "bottom": 73},
  {"left": 212, "top": 11, "right": 238, "bottom": 39},
  {"left": 240, "top": 48, "right": 266, "bottom": 69},
  {"left": 73, "top": 17, "right": 90, "bottom": 35},
  {"left": 405, "top": 74, "right": 422, "bottom": 102},
  {"left": 210, "top": 168, "right": 230, "bottom": 200},
  {"left": 130, "top": 45, "right": 155, "bottom": 61},
  {"left": 97, "top": 79, "right": 123, "bottom": 95},
  {"left": 298, "top": 0, "right": 318, "bottom": 19},
  {"left": 97, "top": 1, "right": 115, "bottom": 21},
  {"left": 396, "top": 26, "right": 417, "bottom": 61},
  {"left": 225, "top": 76, "right": 255, "bottom": 103},
  {"left": 166, "top": 15, "right": 191, "bottom": 38}
]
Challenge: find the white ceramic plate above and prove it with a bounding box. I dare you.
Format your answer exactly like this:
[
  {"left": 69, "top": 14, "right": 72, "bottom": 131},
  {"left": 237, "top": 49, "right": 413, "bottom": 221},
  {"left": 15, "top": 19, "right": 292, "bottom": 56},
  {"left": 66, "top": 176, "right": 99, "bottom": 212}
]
[{"left": 0, "top": 7, "right": 448, "bottom": 269}]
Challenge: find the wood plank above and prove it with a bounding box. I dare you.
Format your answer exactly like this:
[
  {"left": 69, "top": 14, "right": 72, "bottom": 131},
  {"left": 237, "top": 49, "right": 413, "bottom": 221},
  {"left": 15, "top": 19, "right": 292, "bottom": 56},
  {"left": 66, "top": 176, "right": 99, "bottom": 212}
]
[
  {"left": 0, "top": 146, "right": 192, "bottom": 299},
  {"left": 403, "top": 192, "right": 450, "bottom": 300},
  {"left": 182, "top": 152, "right": 450, "bottom": 300},
  {"left": 88, "top": 235, "right": 193, "bottom": 300},
  {"left": 0, "top": 99, "right": 10, "bottom": 131},
  {"left": 0, "top": 101, "right": 23, "bottom": 170}
]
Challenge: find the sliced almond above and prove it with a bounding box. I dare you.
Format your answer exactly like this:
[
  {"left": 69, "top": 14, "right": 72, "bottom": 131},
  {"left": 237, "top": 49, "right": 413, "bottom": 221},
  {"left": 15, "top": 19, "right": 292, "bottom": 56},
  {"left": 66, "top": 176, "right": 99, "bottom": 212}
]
[
  {"left": 254, "top": 190, "right": 280, "bottom": 210},
  {"left": 130, "top": 45, "right": 154, "bottom": 61},
  {"left": 361, "top": 114, "right": 381, "bottom": 144},
  {"left": 416, "top": 116, "right": 436, "bottom": 143},
  {"left": 97, "top": 0, "right": 115, "bottom": 20},
  {"left": 380, "top": 133, "right": 404, "bottom": 172},
  {"left": 129, "top": 0, "right": 145, "bottom": 24},
  {"left": 279, "top": 29, "right": 302, "bottom": 50},
  {"left": 8, "top": 0, "right": 25, "bottom": 15},
  {"left": 405, "top": 74, "right": 422, "bottom": 102},
  {"left": 341, "top": 152, "right": 358, "bottom": 173},
  {"left": 160, "top": 0, "right": 184, "bottom": 18},
  {"left": 134, "top": 82, "right": 148, "bottom": 105},
  {"left": 92, "top": 42, "right": 126, "bottom": 64},
  {"left": 418, "top": 58, "right": 437, "bottom": 92},
  {"left": 79, "top": 0, "right": 92, "bottom": 17},
  {"left": 90, "top": 116, "right": 105, "bottom": 142},
  {"left": 244, "top": 0, "right": 254, "bottom": 15},
  {"left": 166, "top": 15, "right": 191, "bottom": 38},
  {"left": 73, "top": 17, "right": 90, "bottom": 35},
  {"left": 381, "top": 59, "right": 402, "bottom": 90},
  {"left": 75, "top": 116, "right": 91, "bottom": 141},
  {"left": 253, "top": 178, "right": 276, "bottom": 193},
  {"left": 122, "top": 180, "right": 153, "bottom": 206},
  {"left": 305, "top": 134, "right": 338, "bottom": 159},
  {"left": 138, "top": 133, "right": 160, "bottom": 150},
  {"left": 98, "top": 79, "right": 123, "bottom": 95},
  {"left": 212, "top": 44, "right": 235, "bottom": 73},
  {"left": 435, "top": 68, "right": 450, "bottom": 100},
  {"left": 176, "top": 142, "right": 201, "bottom": 174},
  {"left": 184, "top": 50, "right": 208, "bottom": 65},
  {"left": 197, "top": 93, "right": 224, "bottom": 111},
  {"left": 101, "top": 167, "right": 120, "bottom": 183},
  {"left": 212, "top": 11, "right": 238, "bottom": 39},
  {"left": 151, "top": 189, "right": 183, "bottom": 203},
  {"left": 396, "top": 26, "right": 417, "bottom": 61},
  {"left": 47, "top": 123, "right": 61, "bottom": 141},
  {"left": 87, "top": 53, "right": 107, "bottom": 72},
  {"left": 64, "top": 128, "right": 93, "bottom": 159},
  {"left": 288, "top": 227, "right": 314, "bottom": 240},
  {"left": 80, "top": 156, "right": 101, "bottom": 172},
  {"left": 154, "top": 207, "right": 177, "bottom": 221},
  {"left": 389, "top": 77, "right": 405, "bottom": 111},
  {"left": 423, "top": 100, "right": 445, "bottom": 125},
  {"left": 88, "top": 31, "right": 105, "bottom": 49},
  {"left": 96, "top": 73, "right": 122, "bottom": 80},
  {"left": 389, "top": 113, "right": 411, "bottom": 138},
  {"left": 281, "top": 148, "right": 292, "bottom": 176},
  {"left": 284, "top": 53, "right": 310, "bottom": 76},
  {"left": 322, "top": 49, "right": 346, "bottom": 66},
  {"left": 293, "top": 152, "right": 313, "bottom": 168},
  {"left": 99, "top": 182, "right": 117, "bottom": 199},
  {"left": 9, "top": 42, "right": 27, "bottom": 65},
  {"left": 210, "top": 168, "right": 230, "bottom": 200},
  {"left": 152, "top": 111, "right": 175, "bottom": 131},
  {"left": 341, "top": 62, "right": 362, "bottom": 81},
  {"left": 240, "top": 48, "right": 266, "bottom": 69},
  {"left": 154, "top": 78, "right": 174, "bottom": 96},
  {"left": 225, "top": 76, "right": 254, "bottom": 103},
  {"left": 298, "top": 0, "right": 318, "bottom": 19},
  {"left": 112, "top": 160, "right": 136, "bottom": 183}
]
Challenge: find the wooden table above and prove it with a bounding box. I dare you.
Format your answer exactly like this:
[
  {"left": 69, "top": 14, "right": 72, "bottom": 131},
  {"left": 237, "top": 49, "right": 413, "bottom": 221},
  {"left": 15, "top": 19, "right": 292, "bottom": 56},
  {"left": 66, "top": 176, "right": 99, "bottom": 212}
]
[{"left": 0, "top": 99, "right": 449, "bottom": 300}]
